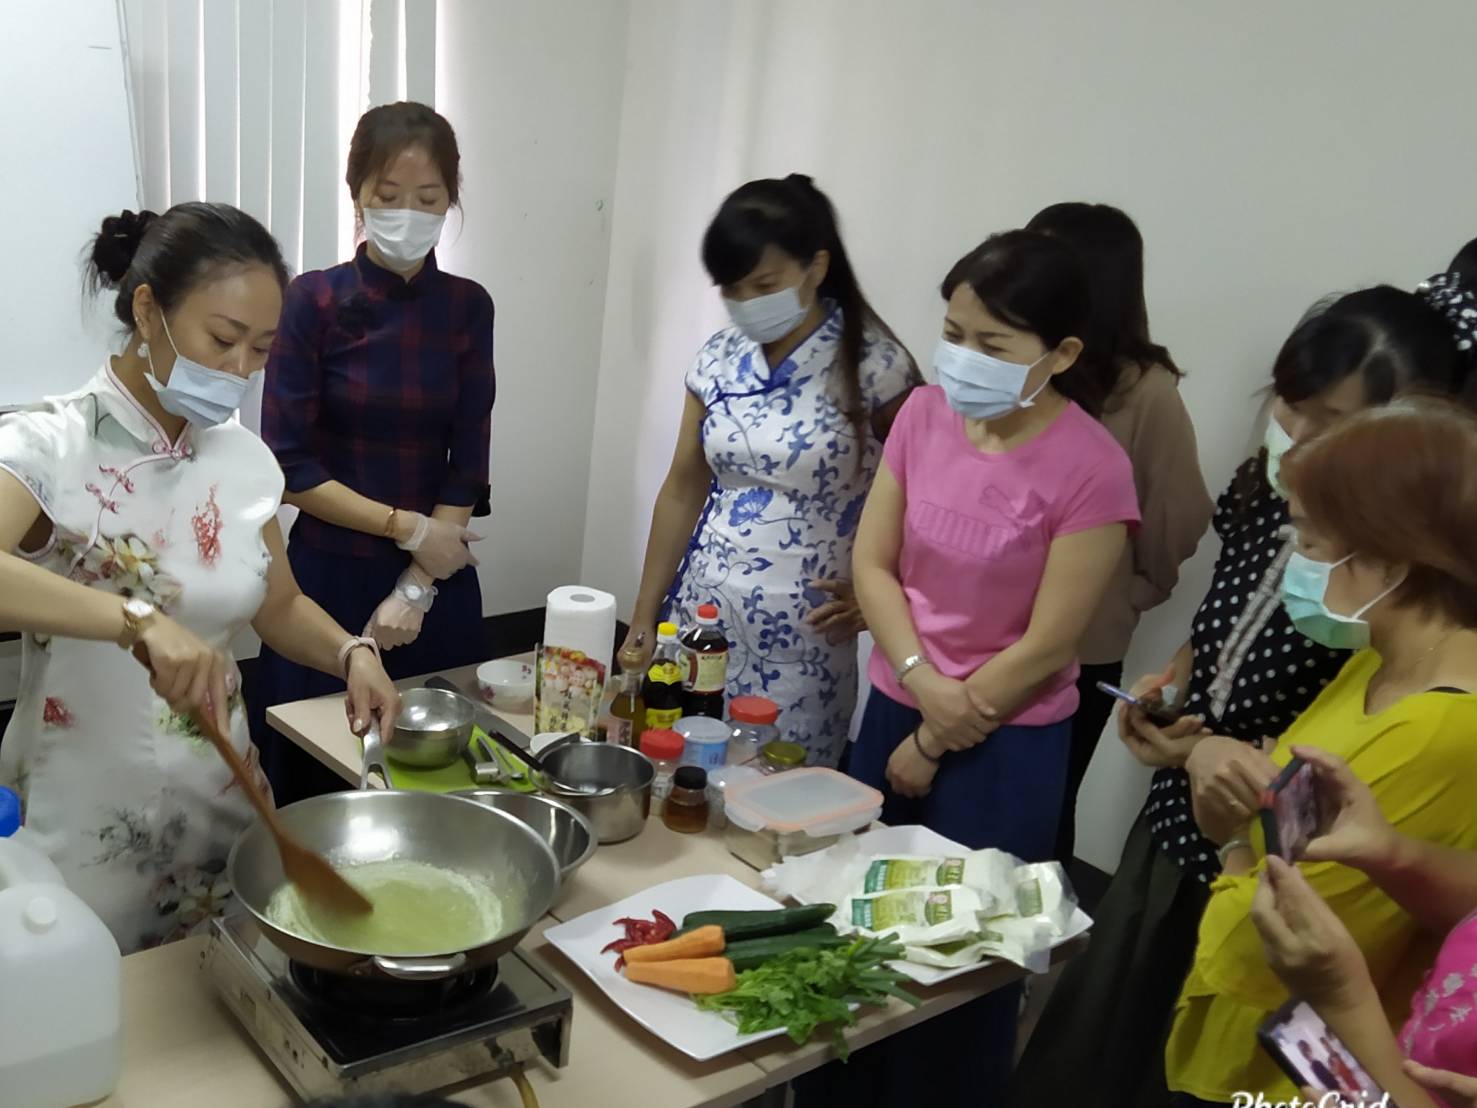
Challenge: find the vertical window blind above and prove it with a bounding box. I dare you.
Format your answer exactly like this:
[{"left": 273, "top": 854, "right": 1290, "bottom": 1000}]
[{"left": 120, "top": 0, "right": 438, "bottom": 278}]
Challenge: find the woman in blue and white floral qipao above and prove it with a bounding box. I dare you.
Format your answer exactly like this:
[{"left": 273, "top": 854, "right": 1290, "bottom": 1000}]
[{"left": 622, "top": 175, "right": 918, "bottom": 766}]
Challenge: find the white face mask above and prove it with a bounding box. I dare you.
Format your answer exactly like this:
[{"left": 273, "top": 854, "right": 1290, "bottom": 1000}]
[
  {"left": 362, "top": 208, "right": 445, "bottom": 273},
  {"left": 724, "top": 286, "right": 810, "bottom": 344},
  {"left": 933, "top": 339, "right": 1050, "bottom": 422},
  {"left": 1264, "top": 413, "right": 1295, "bottom": 498}
]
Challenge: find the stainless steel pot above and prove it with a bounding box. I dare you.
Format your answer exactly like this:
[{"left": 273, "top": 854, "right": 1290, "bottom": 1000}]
[
  {"left": 384, "top": 687, "right": 474, "bottom": 768},
  {"left": 537, "top": 743, "right": 653, "bottom": 844},
  {"left": 229, "top": 790, "right": 560, "bottom": 980},
  {"left": 452, "top": 789, "right": 596, "bottom": 880}
]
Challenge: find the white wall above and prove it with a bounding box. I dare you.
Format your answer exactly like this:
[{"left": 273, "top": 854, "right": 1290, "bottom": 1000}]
[
  {"left": 580, "top": 0, "right": 1477, "bottom": 872},
  {"left": 0, "top": 0, "right": 137, "bottom": 407},
  {"left": 436, "top": 0, "right": 629, "bottom": 616}
]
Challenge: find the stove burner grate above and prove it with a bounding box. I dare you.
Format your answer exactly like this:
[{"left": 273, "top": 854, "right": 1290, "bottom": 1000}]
[{"left": 287, "top": 961, "right": 500, "bottom": 1023}]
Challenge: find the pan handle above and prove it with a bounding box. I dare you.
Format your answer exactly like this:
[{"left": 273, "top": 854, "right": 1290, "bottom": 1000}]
[
  {"left": 360, "top": 722, "right": 388, "bottom": 791},
  {"left": 372, "top": 952, "right": 469, "bottom": 979}
]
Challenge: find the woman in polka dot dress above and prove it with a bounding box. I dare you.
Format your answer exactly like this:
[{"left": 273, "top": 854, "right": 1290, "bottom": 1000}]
[{"left": 1010, "top": 279, "right": 1477, "bottom": 1108}]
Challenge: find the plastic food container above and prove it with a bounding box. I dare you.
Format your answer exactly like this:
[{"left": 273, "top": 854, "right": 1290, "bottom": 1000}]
[
  {"left": 675, "top": 715, "right": 730, "bottom": 771},
  {"left": 707, "top": 764, "right": 763, "bottom": 829},
  {"left": 723, "top": 768, "right": 882, "bottom": 869},
  {"left": 727, "top": 696, "right": 780, "bottom": 765}
]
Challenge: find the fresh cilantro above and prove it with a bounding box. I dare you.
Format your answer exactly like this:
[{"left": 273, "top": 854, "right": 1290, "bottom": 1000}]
[{"left": 693, "top": 933, "right": 920, "bottom": 1059}]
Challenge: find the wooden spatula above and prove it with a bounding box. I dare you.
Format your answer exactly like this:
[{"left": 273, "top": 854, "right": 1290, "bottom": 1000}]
[{"left": 132, "top": 645, "right": 373, "bottom": 917}]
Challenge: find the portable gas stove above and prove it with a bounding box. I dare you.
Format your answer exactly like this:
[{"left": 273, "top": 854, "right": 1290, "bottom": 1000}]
[{"left": 204, "top": 913, "right": 572, "bottom": 1100}]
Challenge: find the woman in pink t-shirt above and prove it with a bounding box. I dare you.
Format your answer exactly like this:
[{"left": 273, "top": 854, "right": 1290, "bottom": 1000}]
[
  {"left": 849, "top": 229, "right": 1140, "bottom": 858},
  {"left": 799, "top": 231, "right": 1139, "bottom": 1108},
  {"left": 1253, "top": 746, "right": 1477, "bottom": 1108}
]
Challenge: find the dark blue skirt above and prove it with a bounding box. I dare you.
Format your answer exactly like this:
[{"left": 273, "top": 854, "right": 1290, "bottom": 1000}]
[{"left": 248, "top": 541, "right": 490, "bottom": 804}]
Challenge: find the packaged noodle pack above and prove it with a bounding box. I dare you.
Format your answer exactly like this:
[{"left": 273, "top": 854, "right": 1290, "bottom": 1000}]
[
  {"left": 904, "top": 916, "right": 1054, "bottom": 969},
  {"left": 859, "top": 851, "right": 1016, "bottom": 912},
  {"left": 841, "top": 885, "right": 984, "bottom": 946}
]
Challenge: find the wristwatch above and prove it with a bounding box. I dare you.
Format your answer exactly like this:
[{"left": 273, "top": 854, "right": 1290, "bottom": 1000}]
[
  {"left": 117, "top": 597, "right": 157, "bottom": 649},
  {"left": 395, "top": 578, "right": 438, "bottom": 613}
]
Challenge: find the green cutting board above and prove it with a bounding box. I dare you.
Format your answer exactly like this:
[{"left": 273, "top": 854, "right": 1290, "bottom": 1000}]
[{"left": 372, "top": 726, "right": 537, "bottom": 793}]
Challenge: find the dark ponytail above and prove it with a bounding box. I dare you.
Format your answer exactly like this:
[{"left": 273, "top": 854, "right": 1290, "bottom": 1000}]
[
  {"left": 84, "top": 201, "right": 288, "bottom": 329},
  {"left": 700, "top": 175, "right": 914, "bottom": 449}
]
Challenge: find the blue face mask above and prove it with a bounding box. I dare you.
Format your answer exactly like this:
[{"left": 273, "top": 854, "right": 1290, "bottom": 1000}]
[
  {"left": 1264, "top": 414, "right": 1295, "bottom": 498},
  {"left": 1281, "top": 551, "right": 1402, "bottom": 650},
  {"left": 145, "top": 315, "right": 257, "bottom": 428},
  {"left": 934, "top": 339, "right": 1050, "bottom": 422}
]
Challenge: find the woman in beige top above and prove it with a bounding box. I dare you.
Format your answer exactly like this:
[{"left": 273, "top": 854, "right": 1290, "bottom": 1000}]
[{"left": 1026, "top": 202, "right": 1213, "bottom": 862}]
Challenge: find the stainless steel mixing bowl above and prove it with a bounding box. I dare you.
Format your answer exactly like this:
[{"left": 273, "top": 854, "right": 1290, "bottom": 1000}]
[
  {"left": 384, "top": 687, "right": 474, "bottom": 768},
  {"left": 452, "top": 789, "right": 597, "bottom": 880},
  {"left": 538, "top": 742, "right": 654, "bottom": 844}
]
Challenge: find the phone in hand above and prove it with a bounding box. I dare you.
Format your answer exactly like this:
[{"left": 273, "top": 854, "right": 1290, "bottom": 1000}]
[
  {"left": 1261, "top": 757, "right": 1322, "bottom": 862},
  {"left": 1095, "top": 681, "right": 1182, "bottom": 727},
  {"left": 1258, "top": 997, "right": 1395, "bottom": 1105}
]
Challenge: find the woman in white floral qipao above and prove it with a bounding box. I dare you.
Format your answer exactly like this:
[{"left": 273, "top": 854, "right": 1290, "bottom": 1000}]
[{"left": 0, "top": 204, "right": 399, "bottom": 953}]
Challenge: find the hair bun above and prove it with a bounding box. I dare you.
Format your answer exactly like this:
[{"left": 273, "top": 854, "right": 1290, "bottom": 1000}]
[
  {"left": 90, "top": 208, "right": 157, "bottom": 286},
  {"left": 785, "top": 173, "right": 817, "bottom": 193}
]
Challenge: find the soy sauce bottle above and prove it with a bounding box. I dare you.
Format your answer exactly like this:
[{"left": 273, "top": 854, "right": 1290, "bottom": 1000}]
[
  {"left": 680, "top": 602, "right": 728, "bottom": 719},
  {"left": 642, "top": 622, "right": 685, "bottom": 732}
]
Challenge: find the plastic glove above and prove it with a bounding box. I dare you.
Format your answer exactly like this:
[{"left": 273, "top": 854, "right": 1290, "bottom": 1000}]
[
  {"left": 365, "top": 595, "right": 423, "bottom": 651},
  {"left": 396, "top": 511, "right": 480, "bottom": 579}
]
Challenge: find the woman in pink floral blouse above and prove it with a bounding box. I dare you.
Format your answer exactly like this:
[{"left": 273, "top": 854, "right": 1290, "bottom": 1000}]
[{"left": 0, "top": 203, "right": 399, "bottom": 953}]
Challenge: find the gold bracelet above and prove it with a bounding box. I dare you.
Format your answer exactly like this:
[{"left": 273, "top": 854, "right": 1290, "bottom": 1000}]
[{"left": 382, "top": 506, "right": 398, "bottom": 538}]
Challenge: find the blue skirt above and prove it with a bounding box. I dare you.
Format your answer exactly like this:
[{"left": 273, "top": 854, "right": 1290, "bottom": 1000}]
[
  {"left": 846, "top": 687, "right": 1071, "bottom": 859},
  {"left": 248, "top": 541, "right": 490, "bottom": 804},
  {"left": 793, "top": 688, "right": 1071, "bottom": 1108}
]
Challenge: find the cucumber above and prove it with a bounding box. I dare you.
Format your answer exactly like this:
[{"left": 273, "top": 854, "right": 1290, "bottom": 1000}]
[
  {"left": 725, "top": 926, "right": 846, "bottom": 971},
  {"left": 679, "top": 904, "right": 836, "bottom": 941}
]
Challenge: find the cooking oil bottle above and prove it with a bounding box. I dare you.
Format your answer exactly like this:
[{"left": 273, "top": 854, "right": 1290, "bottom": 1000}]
[{"left": 605, "top": 642, "right": 646, "bottom": 747}]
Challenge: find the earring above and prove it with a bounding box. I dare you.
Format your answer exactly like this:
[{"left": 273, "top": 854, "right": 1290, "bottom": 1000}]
[{"left": 137, "top": 341, "right": 149, "bottom": 358}]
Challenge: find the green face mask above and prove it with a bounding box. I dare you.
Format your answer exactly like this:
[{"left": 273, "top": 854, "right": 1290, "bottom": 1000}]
[
  {"left": 1264, "top": 415, "right": 1295, "bottom": 498},
  {"left": 1280, "top": 552, "right": 1402, "bottom": 650}
]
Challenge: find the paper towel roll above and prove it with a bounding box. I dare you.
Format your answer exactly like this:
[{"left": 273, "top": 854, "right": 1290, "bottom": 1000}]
[{"left": 543, "top": 585, "right": 618, "bottom": 678}]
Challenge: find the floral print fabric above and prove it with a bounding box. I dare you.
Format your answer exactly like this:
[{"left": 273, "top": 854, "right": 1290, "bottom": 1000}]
[
  {"left": 0, "top": 366, "right": 282, "bottom": 952},
  {"left": 672, "top": 308, "right": 916, "bottom": 766}
]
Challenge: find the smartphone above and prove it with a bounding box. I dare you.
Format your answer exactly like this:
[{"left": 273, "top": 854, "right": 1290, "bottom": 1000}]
[
  {"left": 1261, "top": 757, "right": 1321, "bottom": 861},
  {"left": 1095, "top": 681, "right": 1182, "bottom": 726},
  {"left": 1259, "top": 998, "right": 1395, "bottom": 1105}
]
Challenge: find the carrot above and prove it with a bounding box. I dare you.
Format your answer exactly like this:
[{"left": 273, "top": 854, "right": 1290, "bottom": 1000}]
[
  {"left": 623, "top": 956, "right": 736, "bottom": 995},
  {"left": 622, "top": 924, "right": 725, "bottom": 965}
]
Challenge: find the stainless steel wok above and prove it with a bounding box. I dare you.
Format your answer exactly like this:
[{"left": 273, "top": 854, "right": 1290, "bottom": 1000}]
[{"left": 229, "top": 790, "right": 561, "bottom": 981}]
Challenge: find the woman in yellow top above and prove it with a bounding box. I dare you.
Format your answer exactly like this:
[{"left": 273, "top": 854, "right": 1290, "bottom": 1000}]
[{"left": 1164, "top": 398, "right": 1477, "bottom": 1105}]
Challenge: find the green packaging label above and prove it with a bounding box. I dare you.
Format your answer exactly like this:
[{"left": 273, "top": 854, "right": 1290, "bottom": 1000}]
[
  {"left": 850, "top": 889, "right": 956, "bottom": 929},
  {"left": 1017, "top": 878, "right": 1042, "bottom": 917},
  {"left": 863, "top": 857, "right": 966, "bottom": 893}
]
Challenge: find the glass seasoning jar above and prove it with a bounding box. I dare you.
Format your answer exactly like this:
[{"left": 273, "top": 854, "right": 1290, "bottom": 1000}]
[
  {"left": 759, "top": 740, "right": 806, "bottom": 775},
  {"left": 727, "top": 696, "right": 781, "bottom": 766},
  {"left": 663, "top": 766, "right": 710, "bottom": 834},
  {"left": 639, "top": 729, "right": 684, "bottom": 803}
]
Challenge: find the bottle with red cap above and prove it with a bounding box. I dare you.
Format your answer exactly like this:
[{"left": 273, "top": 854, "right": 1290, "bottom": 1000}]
[
  {"left": 679, "top": 601, "right": 728, "bottom": 720},
  {"left": 638, "top": 728, "right": 685, "bottom": 802},
  {"left": 727, "top": 696, "right": 780, "bottom": 765}
]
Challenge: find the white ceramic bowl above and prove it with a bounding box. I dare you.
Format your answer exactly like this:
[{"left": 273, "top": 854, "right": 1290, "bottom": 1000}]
[{"left": 477, "top": 659, "right": 535, "bottom": 709}]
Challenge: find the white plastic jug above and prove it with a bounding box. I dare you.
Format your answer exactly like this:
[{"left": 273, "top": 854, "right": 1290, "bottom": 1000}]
[{"left": 0, "top": 787, "right": 122, "bottom": 1108}]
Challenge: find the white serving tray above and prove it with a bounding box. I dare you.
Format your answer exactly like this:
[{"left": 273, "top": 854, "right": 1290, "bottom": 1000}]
[{"left": 544, "top": 873, "right": 790, "bottom": 1060}]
